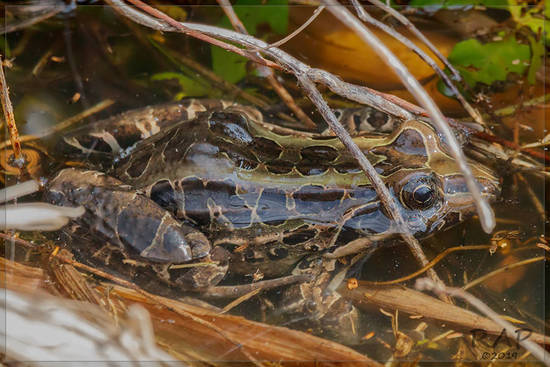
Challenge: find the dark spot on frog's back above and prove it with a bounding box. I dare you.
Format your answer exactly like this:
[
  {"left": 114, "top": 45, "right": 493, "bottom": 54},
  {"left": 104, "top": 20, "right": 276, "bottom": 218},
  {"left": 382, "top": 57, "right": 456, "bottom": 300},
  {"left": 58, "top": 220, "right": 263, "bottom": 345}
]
[
  {"left": 208, "top": 111, "right": 254, "bottom": 144},
  {"left": 265, "top": 159, "right": 294, "bottom": 174},
  {"left": 392, "top": 128, "right": 427, "bottom": 156},
  {"left": 300, "top": 145, "right": 339, "bottom": 162},
  {"left": 296, "top": 164, "right": 328, "bottom": 176},
  {"left": 366, "top": 110, "right": 390, "bottom": 129},
  {"left": 251, "top": 137, "right": 283, "bottom": 160}
]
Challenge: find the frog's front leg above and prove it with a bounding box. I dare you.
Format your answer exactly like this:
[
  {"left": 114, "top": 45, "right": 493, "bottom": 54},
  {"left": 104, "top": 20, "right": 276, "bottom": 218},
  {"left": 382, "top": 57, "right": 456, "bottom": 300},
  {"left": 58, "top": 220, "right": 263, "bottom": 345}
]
[
  {"left": 45, "top": 168, "right": 228, "bottom": 290},
  {"left": 276, "top": 255, "right": 364, "bottom": 345}
]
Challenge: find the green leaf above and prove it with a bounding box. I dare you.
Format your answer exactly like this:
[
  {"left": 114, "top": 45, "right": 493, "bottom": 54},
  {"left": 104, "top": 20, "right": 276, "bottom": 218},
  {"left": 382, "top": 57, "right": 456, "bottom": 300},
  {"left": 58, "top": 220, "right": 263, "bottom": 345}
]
[
  {"left": 408, "top": 0, "right": 508, "bottom": 11},
  {"left": 211, "top": 48, "right": 248, "bottom": 84},
  {"left": 211, "top": 0, "right": 288, "bottom": 83},
  {"left": 526, "top": 33, "right": 544, "bottom": 84},
  {"left": 225, "top": 0, "right": 288, "bottom": 35},
  {"left": 151, "top": 72, "right": 209, "bottom": 98},
  {"left": 448, "top": 37, "right": 531, "bottom": 87},
  {"left": 508, "top": 0, "right": 550, "bottom": 44}
]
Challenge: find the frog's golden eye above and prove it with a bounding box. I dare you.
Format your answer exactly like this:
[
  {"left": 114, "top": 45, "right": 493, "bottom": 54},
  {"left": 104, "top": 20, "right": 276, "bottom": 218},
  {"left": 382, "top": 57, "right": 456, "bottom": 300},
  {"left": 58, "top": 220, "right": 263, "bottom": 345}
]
[{"left": 400, "top": 175, "right": 438, "bottom": 210}]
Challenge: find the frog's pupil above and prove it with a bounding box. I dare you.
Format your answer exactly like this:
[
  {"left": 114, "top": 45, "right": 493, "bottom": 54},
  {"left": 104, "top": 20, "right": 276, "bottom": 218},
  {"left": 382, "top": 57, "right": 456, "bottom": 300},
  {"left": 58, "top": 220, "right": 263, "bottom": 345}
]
[{"left": 413, "top": 185, "right": 433, "bottom": 204}]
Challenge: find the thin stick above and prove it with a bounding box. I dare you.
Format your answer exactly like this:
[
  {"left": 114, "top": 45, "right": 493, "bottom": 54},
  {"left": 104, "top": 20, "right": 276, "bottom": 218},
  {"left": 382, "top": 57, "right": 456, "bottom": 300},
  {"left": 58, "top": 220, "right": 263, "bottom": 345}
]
[
  {"left": 149, "top": 39, "right": 269, "bottom": 108},
  {"left": 221, "top": 288, "right": 262, "bottom": 314},
  {"left": 269, "top": 6, "right": 325, "bottom": 48},
  {"left": 217, "top": 0, "right": 317, "bottom": 129},
  {"left": 266, "top": 73, "right": 318, "bottom": 129},
  {"left": 298, "top": 75, "right": 447, "bottom": 296},
  {"left": 125, "top": 0, "right": 281, "bottom": 71},
  {"left": 1, "top": 6, "right": 63, "bottom": 35},
  {"left": 107, "top": 0, "right": 449, "bottom": 297},
  {"left": 0, "top": 180, "right": 40, "bottom": 203},
  {"left": 359, "top": 245, "right": 492, "bottom": 286},
  {"left": 416, "top": 278, "right": 550, "bottom": 366},
  {"left": 350, "top": 0, "right": 485, "bottom": 126},
  {"left": 463, "top": 256, "right": 545, "bottom": 291},
  {"left": 366, "top": 0, "right": 462, "bottom": 81},
  {"left": 516, "top": 173, "right": 546, "bottom": 221},
  {"left": 0, "top": 99, "right": 115, "bottom": 150},
  {"left": 322, "top": 0, "right": 495, "bottom": 233},
  {"left": 106, "top": 0, "right": 414, "bottom": 120},
  {"left": 0, "top": 55, "right": 24, "bottom": 166}
]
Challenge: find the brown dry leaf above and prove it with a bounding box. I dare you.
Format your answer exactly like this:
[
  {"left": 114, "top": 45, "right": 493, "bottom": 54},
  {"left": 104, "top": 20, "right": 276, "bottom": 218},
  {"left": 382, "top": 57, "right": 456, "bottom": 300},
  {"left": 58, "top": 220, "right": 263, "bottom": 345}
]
[
  {"left": 1, "top": 256, "right": 382, "bottom": 366},
  {"left": 339, "top": 283, "right": 549, "bottom": 346},
  {"left": 284, "top": 7, "right": 456, "bottom": 90}
]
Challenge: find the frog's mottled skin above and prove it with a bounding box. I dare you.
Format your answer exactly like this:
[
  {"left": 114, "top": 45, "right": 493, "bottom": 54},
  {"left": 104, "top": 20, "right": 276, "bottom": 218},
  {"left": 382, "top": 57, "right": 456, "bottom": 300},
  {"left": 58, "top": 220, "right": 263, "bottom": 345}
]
[{"left": 44, "top": 100, "right": 500, "bottom": 341}]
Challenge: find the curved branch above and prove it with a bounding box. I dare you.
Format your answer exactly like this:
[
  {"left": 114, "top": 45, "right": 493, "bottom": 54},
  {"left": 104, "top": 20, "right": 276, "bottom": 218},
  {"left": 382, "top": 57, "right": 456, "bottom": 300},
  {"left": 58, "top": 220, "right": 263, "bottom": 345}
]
[{"left": 322, "top": 0, "right": 495, "bottom": 232}]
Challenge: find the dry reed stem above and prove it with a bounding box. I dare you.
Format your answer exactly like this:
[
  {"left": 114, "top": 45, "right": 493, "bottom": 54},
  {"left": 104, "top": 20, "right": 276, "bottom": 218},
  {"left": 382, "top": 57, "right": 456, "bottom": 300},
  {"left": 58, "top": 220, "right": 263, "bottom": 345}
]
[
  {"left": 269, "top": 5, "right": 325, "bottom": 48},
  {"left": 350, "top": 0, "right": 484, "bottom": 127},
  {"left": 366, "top": 0, "right": 462, "bottom": 81},
  {"left": 0, "top": 56, "right": 24, "bottom": 167},
  {"left": 322, "top": 0, "right": 495, "bottom": 233},
  {"left": 217, "top": 0, "right": 317, "bottom": 129},
  {"left": 126, "top": 0, "right": 281, "bottom": 71},
  {"left": 416, "top": 278, "right": 550, "bottom": 365},
  {"left": 339, "top": 282, "right": 550, "bottom": 346},
  {"left": 105, "top": 0, "right": 453, "bottom": 292}
]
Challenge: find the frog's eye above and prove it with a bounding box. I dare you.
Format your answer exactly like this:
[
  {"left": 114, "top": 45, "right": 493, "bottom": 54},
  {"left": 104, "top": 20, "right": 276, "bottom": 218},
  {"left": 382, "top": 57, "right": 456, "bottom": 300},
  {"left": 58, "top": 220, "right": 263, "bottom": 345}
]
[{"left": 400, "top": 175, "right": 438, "bottom": 210}]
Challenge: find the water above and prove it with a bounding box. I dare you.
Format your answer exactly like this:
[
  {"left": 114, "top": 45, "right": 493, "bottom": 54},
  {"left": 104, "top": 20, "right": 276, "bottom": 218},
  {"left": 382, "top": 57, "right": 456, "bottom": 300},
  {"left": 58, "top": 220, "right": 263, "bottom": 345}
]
[{"left": 1, "top": 3, "right": 546, "bottom": 364}]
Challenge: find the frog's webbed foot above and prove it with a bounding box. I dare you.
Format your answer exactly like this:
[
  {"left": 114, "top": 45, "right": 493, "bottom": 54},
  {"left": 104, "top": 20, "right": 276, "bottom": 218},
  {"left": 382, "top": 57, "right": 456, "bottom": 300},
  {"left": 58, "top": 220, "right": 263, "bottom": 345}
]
[{"left": 275, "top": 256, "right": 364, "bottom": 345}]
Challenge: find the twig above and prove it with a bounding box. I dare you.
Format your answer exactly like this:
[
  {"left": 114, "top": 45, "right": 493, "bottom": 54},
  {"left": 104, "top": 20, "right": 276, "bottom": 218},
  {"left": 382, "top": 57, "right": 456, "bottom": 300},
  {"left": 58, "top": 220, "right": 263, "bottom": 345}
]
[
  {"left": 463, "top": 256, "right": 545, "bottom": 291},
  {"left": 366, "top": 0, "right": 462, "bottom": 81},
  {"left": 350, "top": 0, "right": 485, "bottom": 127},
  {"left": 217, "top": 0, "right": 317, "bottom": 129},
  {"left": 0, "top": 99, "right": 115, "bottom": 150},
  {"left": 322, "top": 0, "right": 495, "bottom": 233},
  {"left": 125, "top": 0, "right": 281, "bottom": 71},
  {"left": 1, "top": 4, "right": 64, "bottom": 35},
  {"left": 0, "top": 180, "right": 40, "bottom": 203},
  {"left": 298, "top": 75, "right": 448, "bottom": 297},
  {"left": 0, "top": 55, "right": 24, "bottom": 167},
  {"left": 359, "top": 245, "right": 492, "bottom": 286},
  {"left": 416, "top": 278, "right": 550, "bottom": 366},
  {"left": 106, "top": 0, "right": 414, "bottom": 120},
  {"left": 517, "top": 174, "right": 546, "bottom": 221},
  {"left": 107, "top": 0, "right": 450, "bottom": 299},
  {"left": 149, "top": 40, "right": 269, "bottom": 108},
  {"left": 50, "top": 99, "right": 115, "bottom": 134},
  {"left": 221, "top": 288, "right": 262, "bottom": 314},
  {"left": 269, "top": 6, "right": 325, "bottom": 48}
]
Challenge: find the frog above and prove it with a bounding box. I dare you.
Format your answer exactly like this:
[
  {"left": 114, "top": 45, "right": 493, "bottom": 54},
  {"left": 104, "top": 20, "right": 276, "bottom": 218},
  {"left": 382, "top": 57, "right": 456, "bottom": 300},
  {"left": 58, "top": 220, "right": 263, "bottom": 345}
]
[{"left": 41, "top": 99, "right": 500, "bottom": 340}]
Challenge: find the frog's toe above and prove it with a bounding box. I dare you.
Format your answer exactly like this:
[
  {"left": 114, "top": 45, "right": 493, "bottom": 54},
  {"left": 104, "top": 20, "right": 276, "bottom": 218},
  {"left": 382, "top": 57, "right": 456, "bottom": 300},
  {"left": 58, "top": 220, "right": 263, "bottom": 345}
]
[{"left": 184, "top": 231, "right": 211, "bottom": 259}]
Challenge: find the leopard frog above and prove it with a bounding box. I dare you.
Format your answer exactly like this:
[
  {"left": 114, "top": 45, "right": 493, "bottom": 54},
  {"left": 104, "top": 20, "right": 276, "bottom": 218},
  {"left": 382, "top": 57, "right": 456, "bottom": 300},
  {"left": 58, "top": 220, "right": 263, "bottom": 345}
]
[{"left": 43, "top": 99, "right": 499, "bottom": 294}]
